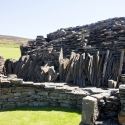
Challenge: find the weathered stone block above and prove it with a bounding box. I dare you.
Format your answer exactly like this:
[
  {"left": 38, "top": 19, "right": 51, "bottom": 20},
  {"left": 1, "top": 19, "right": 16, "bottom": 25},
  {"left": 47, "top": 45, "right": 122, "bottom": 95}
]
[
  {"left": 38, "top": 102, "right": 49, "bottom": 106},
  {"left": 60, "top": 103, "right": 72, "bottom": 108},
  {"left": 24, "top": 97, "right": 31, "bottom": 101},
  {"left": 21, "top": 91, "right": 35, "bottom": 97},
  {"left": 21, "top": 81, "right": 34, "bottom": 87},
  {"left": 58, "top": 93, "right": 67, "bottom": 99},
  {"left": 37, "top": 91, "right": 48, "bottom": 96},
  {"left": 16, "top": 102, "right": 28, "bottom": 107},
  {"left": 11, "top": 79, "right": 23, "bottom": 85},
  {"left": 22, "top": 88, "right": 35, "bottom": 92},
  {"left": 0, "top": 100, "right": 3, "bottom": 104},
  {"left": 35, "top": 89, "right": 42, "bottom": 92},
  {"left": 58, "top": 99, "right": 74, "bottom": 104},
  {"left": 50, "top": 92, "right": 59, "bottom": 97},
  {"left": 28, "top": 101, "right": 49, "bottom": 106},
  {"left": 31, "top": 95, "right": 40, "bottom": 99},
  {"left": 11, "top": 87, "right": 23, "bottom": 92},
  {"left": 81, "top": 96, "right": 99, "bottom": 125},
  {"left": 119, "top": 37, "right": 125, "bottom": 41},
  {"left": 55, "top": 87, "right": 67, "bottom": 92},
  {"left": 1, "top": 88, "right": 9, "bottom": 94},
  {"left": 67, "top": 93, "right": 74, "bottom": 99},
  {"left": 50, "top": 103, "right": 59, "bottom": 107},
  {"left": 2, "top": 94, "right": 14, "bottom": 99},
  {"left": 94, "top": 121, "right": 112, "bottom": 125},
  {"left": 14, "top": 93, "right": 21, "bottom": 97},
  {"left": 8, "top": 98, "right": 24, "bottom": 102},
  {"left": 44, "top": 85, "right": 56, "bottom": 90}
]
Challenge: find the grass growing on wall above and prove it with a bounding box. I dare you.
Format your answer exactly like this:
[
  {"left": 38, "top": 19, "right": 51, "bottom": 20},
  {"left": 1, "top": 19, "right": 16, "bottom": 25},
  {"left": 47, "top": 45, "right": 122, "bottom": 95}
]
[
  {"left": 0, "top": 106, "right": 81, "bottom": 125},
  {"left": 0, "top": 40, "right": 21, "bottom": 60}
]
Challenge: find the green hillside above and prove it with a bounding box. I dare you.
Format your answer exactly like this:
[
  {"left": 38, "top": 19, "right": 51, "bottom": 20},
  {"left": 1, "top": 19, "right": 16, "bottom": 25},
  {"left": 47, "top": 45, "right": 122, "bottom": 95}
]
[{"left": 0, "top": 35, "right": 32, "bottom": 60}]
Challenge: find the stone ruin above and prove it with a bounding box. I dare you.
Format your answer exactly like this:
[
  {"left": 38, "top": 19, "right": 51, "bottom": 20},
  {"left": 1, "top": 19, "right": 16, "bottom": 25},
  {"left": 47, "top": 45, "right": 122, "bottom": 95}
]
[{"left": 1, "top": 17, "right": 125, "bottom": 124}]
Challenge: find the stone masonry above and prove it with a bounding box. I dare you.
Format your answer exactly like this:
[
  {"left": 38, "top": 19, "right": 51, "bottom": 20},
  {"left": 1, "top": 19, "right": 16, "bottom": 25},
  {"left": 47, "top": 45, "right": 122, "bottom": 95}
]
[
  {"left": 2, "top": 17, "right": 125, "bottom": 124},
  {"left": 0, "top": 74, "right": 121, "bottom": 124}
]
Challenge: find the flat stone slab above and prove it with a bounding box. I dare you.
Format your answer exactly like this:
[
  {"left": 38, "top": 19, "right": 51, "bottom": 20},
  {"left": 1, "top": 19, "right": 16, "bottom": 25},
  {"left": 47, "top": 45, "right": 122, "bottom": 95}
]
[
  {"left": 44, "top": 85, "right": 56, "bottom": 89},
  {"left": 22, "top": 81, "right": 34, "bottom": 84},
  {"left": 7, "top": 74, "right": 17, "bottom": 78},
  {"left": 95, "top": 121, "right": 118, "bottom": 125},
  {"left": 81, "top": 87, "right": 110, "bottom": 94},
  {"left": 11, "top": 78, "right": 23, "bottom": 85},
  {"left": 65, "top": 87, "right": 79, "bottom": 93},
  {"left": 119, "top": 85, "right": 125, "bottom": 91},
  {"left": 74, "top": 91, "right": 88, "bottom": 96},
  {"left": 49, "top": 83, "right": 66, "bottom": 87}
]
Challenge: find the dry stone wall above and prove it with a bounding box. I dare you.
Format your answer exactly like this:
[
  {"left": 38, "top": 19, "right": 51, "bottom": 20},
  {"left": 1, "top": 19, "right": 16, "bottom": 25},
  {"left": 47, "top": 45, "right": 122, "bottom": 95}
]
[
  {"left": 0, "top": 75, "right": 88, "bottom": 109},
  {"left": 5, "top": 17, "right": 125, "bottom": 88},
  {"left": 5, "top": 50, "right": 124, "bottom": 88},
  {"left": 0, "top": 74, "right": 121, "bottom": 124},
  {"left": 21, "top": 17, "right": 125, "bottom": 57}
]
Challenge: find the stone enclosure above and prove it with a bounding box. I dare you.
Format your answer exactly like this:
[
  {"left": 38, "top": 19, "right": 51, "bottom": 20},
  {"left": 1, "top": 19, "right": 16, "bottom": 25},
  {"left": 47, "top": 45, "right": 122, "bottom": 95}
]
[
  {"left": 1, "top": 17, "right": 125, "bottom": 124},
  {"left": 0, "top": 75, "right": 121, "bottom": 125}
]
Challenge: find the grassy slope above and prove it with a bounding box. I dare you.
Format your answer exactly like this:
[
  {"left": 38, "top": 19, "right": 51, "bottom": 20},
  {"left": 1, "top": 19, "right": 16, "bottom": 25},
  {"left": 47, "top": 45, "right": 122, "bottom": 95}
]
[
  {"left": 0, "top": 41, "right": 20, "bottom": 60},
  {"left": 0, "top": 107, "right": 81, "bottom": 125},
  {"left": 0, "top": 35, "right": 32, "bottom": 60},
  {"left": 0, "top": 35, "right": 32, "bottom": 45}
]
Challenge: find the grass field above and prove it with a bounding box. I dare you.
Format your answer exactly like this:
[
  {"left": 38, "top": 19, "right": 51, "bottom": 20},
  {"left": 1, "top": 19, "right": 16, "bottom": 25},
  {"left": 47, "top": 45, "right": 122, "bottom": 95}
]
[
  {"left": 0, "top": 40, "right": 21, "bottom": 60},
  {"left": 0, "top": 106, "right": 81, "bottom": 125}
]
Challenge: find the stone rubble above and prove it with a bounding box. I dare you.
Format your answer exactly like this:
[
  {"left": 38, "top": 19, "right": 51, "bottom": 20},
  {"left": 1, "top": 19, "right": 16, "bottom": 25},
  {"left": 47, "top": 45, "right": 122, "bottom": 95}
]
[{"left": 4, "top": 49, "right": 123, "bottom": 88}]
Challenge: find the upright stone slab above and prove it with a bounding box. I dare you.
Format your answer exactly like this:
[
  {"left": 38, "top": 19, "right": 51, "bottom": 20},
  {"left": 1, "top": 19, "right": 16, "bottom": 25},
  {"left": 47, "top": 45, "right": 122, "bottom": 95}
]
[
  {"left": 0, "top": 56, "right": 4, "bottom": 74},
  {"left": 119, "top": 84, "right": 125, "bottom": 125},
  {"left": 81, "top": 96, "right": 99, "bottom": 125}
]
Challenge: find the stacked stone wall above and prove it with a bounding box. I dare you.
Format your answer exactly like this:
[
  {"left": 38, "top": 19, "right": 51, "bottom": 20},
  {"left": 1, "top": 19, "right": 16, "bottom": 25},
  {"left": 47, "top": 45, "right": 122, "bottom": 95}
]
[{"left": 0, "top": 75, "right": 121, "bottom": 124}]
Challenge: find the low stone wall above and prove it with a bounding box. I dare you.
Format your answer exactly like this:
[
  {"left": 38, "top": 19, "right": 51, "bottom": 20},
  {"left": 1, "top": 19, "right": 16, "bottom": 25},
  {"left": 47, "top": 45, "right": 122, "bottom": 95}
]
[
  {"left": 0, "top": 75, "right": 88, "bottom": 109},
  {"left": 0, "top": 75, "right": 121, "bottom": 124}
]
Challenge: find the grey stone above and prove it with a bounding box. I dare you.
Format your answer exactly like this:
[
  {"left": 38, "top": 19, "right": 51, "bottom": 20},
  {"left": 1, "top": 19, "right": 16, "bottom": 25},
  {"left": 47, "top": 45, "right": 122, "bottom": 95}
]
[
  {"left": 16, "top": 102, "right": 28, "bottom": 107},
  {"left": 119, "top": 37, "right": 125, "bottom": 41},
  {"left": 37, "top": 91, "right": 48, "bottom": 96},
  {"left": 11, "top": 79, "right": 23, "bottom": 85},
  {"left": 81, "top": 96, "right": 99, "bottom": 125},
  {"left": 14, "top": 93, "right": 21, "bottom": 97},
  {"left": 108, "top": 80, "right": 117, "bottom": 88}
]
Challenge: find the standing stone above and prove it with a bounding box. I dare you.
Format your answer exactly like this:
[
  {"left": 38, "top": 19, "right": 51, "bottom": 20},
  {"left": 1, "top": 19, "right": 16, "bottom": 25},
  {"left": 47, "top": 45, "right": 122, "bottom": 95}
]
[
  {"left": 48, "top": 66, "right": 55, "bottom": 82},
  {"left": 102, "top": 50, "right": 110, "bottom": 83},
  {"left": 59, "top": 48, "right": 64, "bottom": 81},
  {"left": 81, "top": 96, "right": 99, "bottom": 125},
  {"left": 108, "top": 79, "right": 117, "bottom": 88},
  {"left": 118, "top": 51, "right": 124, "bottom": 82},
  {"left": 59, "top": 47, "right": 63, "bottom": 62},
  {"left": 119, "top": 84, "right": 125, "bottom": 125}
]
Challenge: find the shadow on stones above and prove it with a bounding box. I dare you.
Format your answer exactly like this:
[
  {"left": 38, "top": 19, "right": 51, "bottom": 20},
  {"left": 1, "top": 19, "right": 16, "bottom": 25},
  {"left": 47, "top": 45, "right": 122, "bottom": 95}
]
[{"left": 0, "top": 106, "right": 81, "bottom": 114}]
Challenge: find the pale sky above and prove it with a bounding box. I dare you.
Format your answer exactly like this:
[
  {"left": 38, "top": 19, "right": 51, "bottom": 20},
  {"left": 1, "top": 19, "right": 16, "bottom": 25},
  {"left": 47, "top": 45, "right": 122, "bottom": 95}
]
[{"left": 0, "top": 0, "right": 125, "bottom": 39}]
